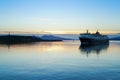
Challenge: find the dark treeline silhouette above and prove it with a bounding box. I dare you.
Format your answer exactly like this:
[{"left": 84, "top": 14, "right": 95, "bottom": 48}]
[{"left": 0, "top": 35, "right": 62, "bottom": 44}]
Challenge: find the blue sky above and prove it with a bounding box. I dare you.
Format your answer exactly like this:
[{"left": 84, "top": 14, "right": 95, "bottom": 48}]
[{"left": 0, "top": 0, "right": 120, "bottom": 34}]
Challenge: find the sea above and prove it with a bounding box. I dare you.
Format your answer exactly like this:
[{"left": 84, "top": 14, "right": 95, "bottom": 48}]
[{"left": 0, "top": 40, "right": 120, "bottom": 80}]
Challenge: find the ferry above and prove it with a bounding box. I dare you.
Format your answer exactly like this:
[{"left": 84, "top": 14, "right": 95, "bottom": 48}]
[{"left": 79, "top": 30, "right": 109, "bottom": 45}]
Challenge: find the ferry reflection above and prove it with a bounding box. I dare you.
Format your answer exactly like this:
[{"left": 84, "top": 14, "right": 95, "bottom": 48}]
[{"left": 79, "top": 43, "right": 109, "bottom": 56}]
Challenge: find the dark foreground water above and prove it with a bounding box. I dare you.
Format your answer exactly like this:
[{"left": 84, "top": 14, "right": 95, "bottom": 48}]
[{"left": 0, "top": 40, "right": 120, "bottom": 80}]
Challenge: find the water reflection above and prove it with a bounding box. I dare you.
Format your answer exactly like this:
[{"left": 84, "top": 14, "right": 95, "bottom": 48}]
[
  {"left": 0, "top": 41, "right": 110, "bottom": 55},
  {"left": 0, "top": 41, "right": 120, "bottom": 80},
  {"left": 0, "top": 42, "right": 37, "bottom": 51},
  {"left": 79, "top": 43, "right": 109, "bottom": 56},
  {"left": 0, "top": 41, "right": 78, "bottom": 53}
]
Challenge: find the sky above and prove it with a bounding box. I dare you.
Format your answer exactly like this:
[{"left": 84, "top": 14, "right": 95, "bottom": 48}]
[{"left": 0, "top": 0, "right": 120, "bottom": 34}]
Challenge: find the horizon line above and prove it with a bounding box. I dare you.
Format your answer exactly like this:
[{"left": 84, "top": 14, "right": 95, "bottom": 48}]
[{"left": 0, "top": 31, "right": 120, "bottom": 34}]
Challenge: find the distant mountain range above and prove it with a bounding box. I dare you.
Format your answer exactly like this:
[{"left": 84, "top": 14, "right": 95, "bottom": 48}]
[
  {"left": 40, "top": 35, "right": 72, "bottom": 40},
  {"left": 109, "top": 37, "right": 120, "bottom": 40},
  {"left": 107, "top": 34, "right": 120, "bottom": 40}
]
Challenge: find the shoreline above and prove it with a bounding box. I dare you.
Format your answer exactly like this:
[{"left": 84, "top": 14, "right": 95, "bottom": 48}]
[{"left": 0, "top": 35, "right": 63, "bottom": 44}]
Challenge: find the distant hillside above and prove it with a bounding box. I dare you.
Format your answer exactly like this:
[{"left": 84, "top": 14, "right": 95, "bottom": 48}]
[
  {"left": 110, "top": 37, "right": 120, "bottom": 40},
  {"left": 54, "top": 34, "right": 79, "bottom": 40},
  {"left": 41, "top": 35, "right": 72, "bottom": 41}
]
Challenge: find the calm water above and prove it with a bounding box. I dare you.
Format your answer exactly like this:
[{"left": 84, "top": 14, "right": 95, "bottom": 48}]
[{"left": 0, "top": 40, "right": 120, "bottom": 80}]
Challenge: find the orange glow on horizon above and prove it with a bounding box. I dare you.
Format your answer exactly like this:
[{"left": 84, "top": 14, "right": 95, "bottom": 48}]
[
  {"left": 45, "top": 30, "right": 120, "bottom": 34},
  {"left": 0, "top": 30, "right": 120, "bottom": 34}
]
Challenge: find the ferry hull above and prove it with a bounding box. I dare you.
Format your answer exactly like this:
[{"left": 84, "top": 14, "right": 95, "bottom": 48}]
[{"left": 79, "top": 37, "right": 109, "bottom": 45}]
